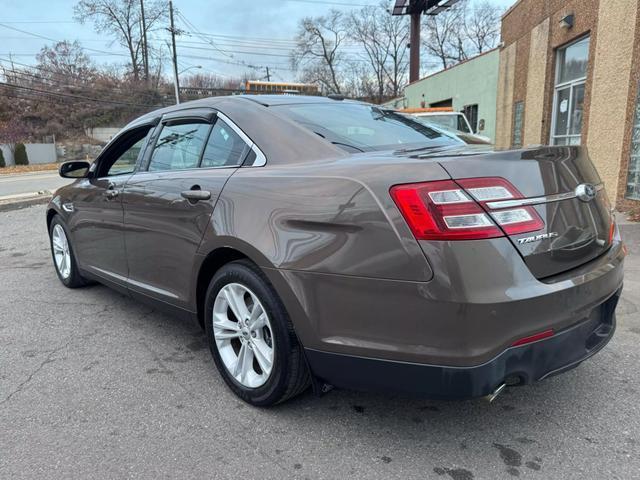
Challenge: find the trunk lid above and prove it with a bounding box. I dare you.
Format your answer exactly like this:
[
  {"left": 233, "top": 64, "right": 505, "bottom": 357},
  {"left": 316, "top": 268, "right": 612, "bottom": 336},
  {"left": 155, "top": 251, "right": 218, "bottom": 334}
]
[{"left": 435, "top": 146, "right": 613, "bottom": 279}]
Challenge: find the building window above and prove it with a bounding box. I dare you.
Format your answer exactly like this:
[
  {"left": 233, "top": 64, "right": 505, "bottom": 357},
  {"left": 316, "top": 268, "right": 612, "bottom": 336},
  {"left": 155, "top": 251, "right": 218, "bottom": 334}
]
[
  {"left": 430, "top": 99, "right": 453, "bottom": 108},
  {"left": 626, "top": 83, "right": 640, "bottom": 200},
  {"left": 513, "top": 101, "right": 524, "bottom": 148},
  {"left": 551, "top": 36, "right": 589, "bottom": 146},
  {"left": 462, "top": 104, "right": 479, "bottom": 133}
]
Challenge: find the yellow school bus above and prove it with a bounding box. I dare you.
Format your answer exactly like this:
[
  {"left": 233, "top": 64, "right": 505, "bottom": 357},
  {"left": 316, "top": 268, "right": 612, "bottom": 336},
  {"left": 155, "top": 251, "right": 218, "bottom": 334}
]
[{"left": 245, "top": 81, "right": 319, "bottom": 95}]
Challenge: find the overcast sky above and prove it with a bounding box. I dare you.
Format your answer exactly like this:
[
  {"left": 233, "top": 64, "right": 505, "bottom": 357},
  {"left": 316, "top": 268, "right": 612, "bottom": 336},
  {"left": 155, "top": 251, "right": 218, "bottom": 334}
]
[{"left": 0, "top": 0, "right": 516, "bottom": 83}]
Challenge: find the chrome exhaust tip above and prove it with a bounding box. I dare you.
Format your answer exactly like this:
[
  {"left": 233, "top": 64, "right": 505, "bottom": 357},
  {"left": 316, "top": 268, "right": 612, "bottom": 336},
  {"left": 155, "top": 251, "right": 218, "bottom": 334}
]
[{"left": 485, "top": 383, "right": 507, "bottom": 403}]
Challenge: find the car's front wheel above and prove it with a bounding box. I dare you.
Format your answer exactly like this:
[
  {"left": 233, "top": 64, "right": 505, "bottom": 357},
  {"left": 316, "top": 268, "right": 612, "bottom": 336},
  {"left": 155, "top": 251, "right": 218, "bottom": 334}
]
[
  {"left": 48, "top": 216, "right": 88, "bottom": 288},
  {"left": 204, "top": 260, "right": 310, "bottom": 406}
]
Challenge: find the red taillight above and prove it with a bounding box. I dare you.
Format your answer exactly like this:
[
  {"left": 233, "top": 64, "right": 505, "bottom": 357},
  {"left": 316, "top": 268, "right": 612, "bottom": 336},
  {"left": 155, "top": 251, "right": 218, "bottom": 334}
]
[
  {"left": 608, "top": 218, "right": 616, "bottom": 244},
  {"left": 511, "top": 329, "right": 554, "bottom": 347},
  {"left": 390, "top": 177, "right": 545, "bottom": 241},
  {"left": 390, "top": 180, "right": 503, "bottom": 240},
  {"left": 457, "top": 177, "right": 544, "bottom": 235}
]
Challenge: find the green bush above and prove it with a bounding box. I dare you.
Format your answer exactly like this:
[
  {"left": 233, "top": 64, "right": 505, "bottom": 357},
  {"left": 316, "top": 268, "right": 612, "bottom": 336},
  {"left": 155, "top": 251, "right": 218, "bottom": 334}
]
[
  {"left": 14, "top": 143, "right": 28, "bottom": 166},
  {"left": 0, "top": 149, "right": 5, "bottom": 168}
]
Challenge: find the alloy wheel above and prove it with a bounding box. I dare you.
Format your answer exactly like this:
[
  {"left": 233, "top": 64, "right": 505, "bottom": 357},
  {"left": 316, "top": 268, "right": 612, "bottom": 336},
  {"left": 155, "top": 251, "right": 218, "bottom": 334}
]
[
  {"left": 212, "top": 283, "right": 275, "bottom": 388},
  {"left": 52, "top": 224, "right": 72, "bottom": 279}
]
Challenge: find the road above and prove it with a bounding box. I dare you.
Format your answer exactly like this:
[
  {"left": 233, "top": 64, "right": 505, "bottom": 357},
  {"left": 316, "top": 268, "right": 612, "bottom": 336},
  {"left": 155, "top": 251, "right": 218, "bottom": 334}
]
[
  {"left": 0, "top": 205, "right": 639, "bottom": 480},
  {"left": 0, "top": 171, "right": 71, "bottom": 197}
]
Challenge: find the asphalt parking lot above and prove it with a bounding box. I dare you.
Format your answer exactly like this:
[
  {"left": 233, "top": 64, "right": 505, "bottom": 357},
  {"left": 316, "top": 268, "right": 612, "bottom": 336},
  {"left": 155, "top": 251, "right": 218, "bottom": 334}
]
[{"left": 1, "top": 205, "right": 639, "bottom": 480}]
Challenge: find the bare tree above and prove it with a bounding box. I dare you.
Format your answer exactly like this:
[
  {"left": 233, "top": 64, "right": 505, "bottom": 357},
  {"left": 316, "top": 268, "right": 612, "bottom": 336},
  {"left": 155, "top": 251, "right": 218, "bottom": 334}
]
[
  {"left": 74, "top": 0, "right": 167, "bottom": 81},
  {"left": 347, "top": 5, "right": 409, "bottom": 103},
  {"left": 182, "top": 72, "right": 226, "bottom": 89},
  {"left": 381, "top": 11, "right": 410, "bottom": 98},
  {"left": 0, "top": 121, "right": 29, "bottom": 157},
  {"left": 348, "top": 7, "right": 389, "bottom": 102},
  {"left": 422, "top": 0, "right": 502, "bottom": 72},
  {"left": 342, "top": 60, "right": 377, "bottom": 100},
  {"left": 291, "top": 10, "right": 346, "bottom": 94},
  {"left": 464, "top": 0, "right": 502, "bottom": 54},
  {"left": 422, "top": 2, "right": 466, "bottom": 70},
  {"left": 36, "top": 41, "right": 95, "bottom": 85}
]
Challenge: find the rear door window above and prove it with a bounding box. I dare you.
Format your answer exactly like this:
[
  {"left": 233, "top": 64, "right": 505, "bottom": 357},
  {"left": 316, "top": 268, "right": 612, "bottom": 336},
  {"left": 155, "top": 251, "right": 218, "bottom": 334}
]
[
  {"left": 200, "top": 119, "right": 250, "bottom": 168},
  {"left": 148, "top": 123, "right": 210, "bottom": 171}
]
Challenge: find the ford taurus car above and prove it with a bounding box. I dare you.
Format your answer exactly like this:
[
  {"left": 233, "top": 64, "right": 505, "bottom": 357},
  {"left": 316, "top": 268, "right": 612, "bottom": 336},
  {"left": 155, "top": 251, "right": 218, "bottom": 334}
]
[{"left": 46, "top": 95, "right": 625, "bottom": 406}]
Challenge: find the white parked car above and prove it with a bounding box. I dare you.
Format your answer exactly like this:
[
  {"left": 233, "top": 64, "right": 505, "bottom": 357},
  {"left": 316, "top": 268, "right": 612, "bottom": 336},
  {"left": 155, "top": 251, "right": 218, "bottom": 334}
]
[{"left": 402, "top": 109, "right": 492, "bottom": 145}]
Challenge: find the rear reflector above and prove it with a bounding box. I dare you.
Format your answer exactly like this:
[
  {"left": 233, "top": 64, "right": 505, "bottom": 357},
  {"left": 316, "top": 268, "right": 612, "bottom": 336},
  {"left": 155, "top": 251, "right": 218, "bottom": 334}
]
[
  {"left": 390, "top": 177, "right": 545, "bottom": 241},
  {"left": 511, "top": 329, "right": 554, "bottom": 347}
]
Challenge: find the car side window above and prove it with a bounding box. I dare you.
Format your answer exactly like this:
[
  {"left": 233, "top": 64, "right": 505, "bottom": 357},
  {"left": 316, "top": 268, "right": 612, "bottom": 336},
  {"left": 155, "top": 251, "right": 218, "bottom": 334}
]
[
  {"left": 107, "top": 135, "right": 149, "bottom": 176},
  {"left": 148, "top": 123, "right": 210, "bottom": 171},
  {"left": 97, "top": 126, "right": 153, "bottom": 178},
  {"left": 200, "top": 119, "right": 250, "bottom": 168}
]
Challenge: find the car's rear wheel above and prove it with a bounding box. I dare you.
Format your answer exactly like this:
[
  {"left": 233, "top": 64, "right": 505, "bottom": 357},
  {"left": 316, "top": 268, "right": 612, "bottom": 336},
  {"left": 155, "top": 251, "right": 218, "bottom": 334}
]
[
  {"left": 205, "top": 260, "right": 310, "bottom": 406},
  {"left": 48, "top": 216, "right": 88, "bottom": 288}
]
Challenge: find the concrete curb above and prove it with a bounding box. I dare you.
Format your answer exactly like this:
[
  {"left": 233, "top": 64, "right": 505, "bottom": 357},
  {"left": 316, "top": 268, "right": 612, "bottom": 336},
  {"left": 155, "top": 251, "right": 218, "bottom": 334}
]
[
  {"left": 0, "top": 170, "right": 59, "bottom": 178},
  {"left": 0, "top": 191, "right": 52, "bottom": 213}
]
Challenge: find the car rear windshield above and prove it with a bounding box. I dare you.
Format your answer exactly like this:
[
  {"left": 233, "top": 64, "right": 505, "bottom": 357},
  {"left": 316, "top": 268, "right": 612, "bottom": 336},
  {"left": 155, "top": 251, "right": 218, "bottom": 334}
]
[{"left": 273, "top": 102, "right": 461, "bottom": 152}]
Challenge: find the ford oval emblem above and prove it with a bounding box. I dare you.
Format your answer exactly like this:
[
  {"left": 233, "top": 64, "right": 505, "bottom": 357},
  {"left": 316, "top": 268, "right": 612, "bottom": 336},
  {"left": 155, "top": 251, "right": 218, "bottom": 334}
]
[{"left": 575, "top": 183, "right": 597, "bottom": 202}]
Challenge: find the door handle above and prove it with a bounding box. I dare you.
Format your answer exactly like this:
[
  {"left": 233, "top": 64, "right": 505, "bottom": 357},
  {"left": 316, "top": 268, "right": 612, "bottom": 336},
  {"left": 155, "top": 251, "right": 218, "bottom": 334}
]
[
  {"left": 181, "top": 190, "right": 211, "bottom": 202},
  {"left": 103, "top": 184, "right": 119, "bottom": 200}
]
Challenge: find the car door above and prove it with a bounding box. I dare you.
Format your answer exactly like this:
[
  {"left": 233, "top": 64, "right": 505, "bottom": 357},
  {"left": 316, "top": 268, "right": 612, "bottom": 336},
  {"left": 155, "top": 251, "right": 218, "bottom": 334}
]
[
  {"left": 122, "top": 110, "right": 253, "bottom": 309},
  {"left": 71, "top": 124, "right": 155, "bottom": 284}
]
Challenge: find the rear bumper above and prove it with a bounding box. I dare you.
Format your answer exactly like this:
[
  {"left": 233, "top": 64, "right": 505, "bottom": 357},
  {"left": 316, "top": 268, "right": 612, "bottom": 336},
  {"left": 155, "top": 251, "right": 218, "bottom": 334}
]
[{"left": 305, "top": 289, "right": 620, "bottom": 399}]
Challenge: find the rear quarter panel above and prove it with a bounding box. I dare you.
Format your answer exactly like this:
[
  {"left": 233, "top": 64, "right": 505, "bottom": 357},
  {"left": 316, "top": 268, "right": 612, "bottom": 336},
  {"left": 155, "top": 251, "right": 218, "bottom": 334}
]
[
  {"left": 199, "top": 157, "right": 452, "bottom": 280},
  {"left": 195, "top": 156, "right": 450, "bottom": 349}
]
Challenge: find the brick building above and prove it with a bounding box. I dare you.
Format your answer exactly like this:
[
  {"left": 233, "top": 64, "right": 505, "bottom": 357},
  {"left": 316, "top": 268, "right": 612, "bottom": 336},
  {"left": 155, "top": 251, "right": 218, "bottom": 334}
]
[{"left": 494, "top": 0, "right": 640, "bottom": 209}]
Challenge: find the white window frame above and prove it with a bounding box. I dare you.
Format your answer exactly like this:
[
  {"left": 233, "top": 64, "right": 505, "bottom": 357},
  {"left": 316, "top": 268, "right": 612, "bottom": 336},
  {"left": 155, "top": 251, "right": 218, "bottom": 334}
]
[{"left": 550, "top": 36, "right": 589, "bottom": 146}]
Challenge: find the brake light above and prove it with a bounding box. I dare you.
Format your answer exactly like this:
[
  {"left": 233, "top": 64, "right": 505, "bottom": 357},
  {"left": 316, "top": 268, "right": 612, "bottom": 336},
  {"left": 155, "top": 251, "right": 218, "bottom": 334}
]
[
  {"left": 511, "top": 329, "right": 554, "bottom": 347},
  {"left": 390, "top": 180, "right": 503, "bottom": 240},
  {"left": 608, "top": 220, "right": 616, "bottom": 244},
  {"left": 457, "top": 177, "right": 544, "bottom": 235},
  {"left": 390, "top": 177, "right": 545, "bottom": 241}
]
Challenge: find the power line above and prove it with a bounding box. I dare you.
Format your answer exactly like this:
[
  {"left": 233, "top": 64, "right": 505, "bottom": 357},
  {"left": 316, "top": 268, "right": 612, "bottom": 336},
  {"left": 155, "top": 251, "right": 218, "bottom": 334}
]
[
  {"left": 0, "top": 82, "right": 163, "bottom": 108},
  {"left": 178, "top": 53, "right": 295, "bottom": 72},
  {"left": 0, "top": 57, "right": 140, "bottom": 96},
  {"left": 0, "top": 22, "right": 130, "bottom": 58},
  {"left": 175, "top": 11, "right": 233, "bottom": 59},
  {"left": 285, "top": 0, "right": 382, "bottom": 6},
  {"left": 177, "top": 44, "right": 292, "bottom": 58},
  {"left": 176, "top": 38, "right": 371, "bottom": 52},
  {"left": 0, "top": 20, "right": 76, "bottom": 24}
]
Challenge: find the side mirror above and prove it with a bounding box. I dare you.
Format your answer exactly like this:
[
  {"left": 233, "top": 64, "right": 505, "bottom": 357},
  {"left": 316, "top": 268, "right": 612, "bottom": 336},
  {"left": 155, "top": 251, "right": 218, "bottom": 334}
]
[{"left": 59, "top": 161, "right": 91, "bottom": 179}]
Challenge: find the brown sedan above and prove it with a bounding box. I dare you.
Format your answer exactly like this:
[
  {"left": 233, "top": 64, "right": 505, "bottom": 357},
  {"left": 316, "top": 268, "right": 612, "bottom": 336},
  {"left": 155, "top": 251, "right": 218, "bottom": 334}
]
[{"left": 47, "top": 95, "right": 624, "bottom": 405}]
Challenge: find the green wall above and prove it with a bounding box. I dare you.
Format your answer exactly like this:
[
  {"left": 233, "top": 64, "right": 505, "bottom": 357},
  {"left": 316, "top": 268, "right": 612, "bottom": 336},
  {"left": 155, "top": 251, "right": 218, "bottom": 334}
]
[{"left": 402, "top": 49, "right": 500, "bottom": 142}]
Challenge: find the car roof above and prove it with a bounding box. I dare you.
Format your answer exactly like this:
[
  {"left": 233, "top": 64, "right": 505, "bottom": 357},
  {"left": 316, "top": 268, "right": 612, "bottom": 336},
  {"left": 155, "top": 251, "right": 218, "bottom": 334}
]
[
  {"left": 239, "top": 94, "right": 362, "bottom": 107},
  {"left": 127, "top": 94, "right": 365, "bottom": 130}
]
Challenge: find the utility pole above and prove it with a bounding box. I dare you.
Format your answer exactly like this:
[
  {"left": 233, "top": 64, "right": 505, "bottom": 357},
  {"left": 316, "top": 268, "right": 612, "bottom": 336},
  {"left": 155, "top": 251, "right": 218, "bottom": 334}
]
[
  {"left": 409, "top": 12, "right": 421, "bottom": 83},
  {"left": 265, "top": 66, "right": 271, "bottom": 82},
  {"left": 140, "top": 0, "right": 149, "bottom": 83},
  {"left": 169, "top": 0, "right": 180, "bottom": 104},
  {"left": 391, "top": 0, "right": 460, "bottom": 83}
]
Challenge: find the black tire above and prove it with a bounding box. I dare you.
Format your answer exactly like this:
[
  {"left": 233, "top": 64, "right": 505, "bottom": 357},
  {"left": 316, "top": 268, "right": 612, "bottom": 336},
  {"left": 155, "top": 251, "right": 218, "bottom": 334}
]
[
  {"left": 48, "top": 215, "right": 89, "bottom": 288},
  {"left": 204, "top": 260, "right": 310, "bottom": 406}
]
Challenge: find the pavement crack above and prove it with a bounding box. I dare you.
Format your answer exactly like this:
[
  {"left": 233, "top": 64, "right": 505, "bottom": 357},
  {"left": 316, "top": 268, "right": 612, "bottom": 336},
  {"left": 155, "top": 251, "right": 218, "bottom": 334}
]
[{"left": 1, "top": 340, "right": 69, "bottom": 406}]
